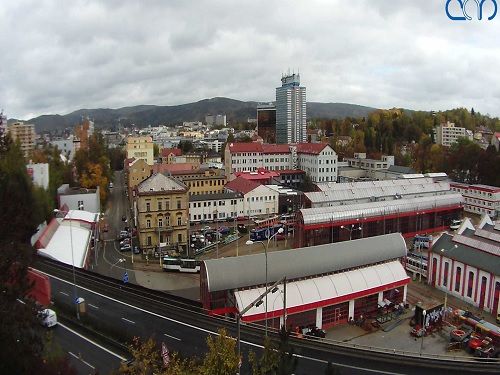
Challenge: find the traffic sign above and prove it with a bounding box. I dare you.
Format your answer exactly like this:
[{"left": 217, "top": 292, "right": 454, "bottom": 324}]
[{"left": 123, "top": 271, "right": 129, "bottom": 284}]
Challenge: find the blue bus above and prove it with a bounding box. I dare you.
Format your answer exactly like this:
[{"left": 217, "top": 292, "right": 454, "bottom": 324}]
[{"left": 250, "top": 225, "right": 283, "bottom": 241}]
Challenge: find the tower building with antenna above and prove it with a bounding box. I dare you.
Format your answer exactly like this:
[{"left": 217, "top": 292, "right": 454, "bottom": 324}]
[{"left": 275, "top": 71, "right": 306, "bottom": 144}]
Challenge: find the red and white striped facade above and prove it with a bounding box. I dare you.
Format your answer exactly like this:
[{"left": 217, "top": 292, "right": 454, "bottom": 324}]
[{"left": 428, "top": 217, "right": 500, "bottom": 316}]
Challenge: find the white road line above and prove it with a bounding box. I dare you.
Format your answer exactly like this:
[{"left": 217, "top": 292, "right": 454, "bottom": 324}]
[
  {"left": 68, "top": 351, "right": 95, "bottom": 370},
  {"left": 42, "top": 270, "right": 402, "bottom": 374},
  {"left": 163, "top": 333, "right": 181, "bottom": 341},
  {"left": 121, "top": 317, "right": 135, "bottom": 324},
  {"left": 88, "top": 303, "right": 99, "bottom": 309},
  {"left": 59, "top": 291, "right": 69, "bottom": 296},
  {"left": 58, "top": 322, "right": 126, "bottom": 361}
]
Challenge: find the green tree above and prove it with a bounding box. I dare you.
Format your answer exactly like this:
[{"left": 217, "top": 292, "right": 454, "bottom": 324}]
[
  {"left": 0, "top": 135, "right": 52, "bottom": 374},
  {"left": 200, "top": 328, "right": 239, "bottom": 375},
  {"left": 153, "top": 143, "right": 160, "bottom": 158},
  {"left": 249, "top": 336, "right": 280, "bottom": 375},
  {"left": 178, "top": 140, "right": 194, "bottom": 153},
  {"left": 276, "top": 326, "right": 298, "bottom": 375}
]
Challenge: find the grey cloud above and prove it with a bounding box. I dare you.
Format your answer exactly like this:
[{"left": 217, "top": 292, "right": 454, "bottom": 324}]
[{"left": 1, "top": 0, "right": 499, "bottom": 119}]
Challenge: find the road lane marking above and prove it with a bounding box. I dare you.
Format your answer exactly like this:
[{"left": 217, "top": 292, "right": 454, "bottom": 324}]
[
  {"left": 163, "top": 333, "right": 181, "bottom": 341},
  {"left": 43, "top": 271, "right": 404, "bottom": 374},
  {"left": 88, "top": 303, "right": 99, "bottom": 309},
  {"left": 68, "top": 351, "right": 95, "bottom": 370},
  {"left": 58, "top": 322, "right": 126, "bottom": 361},
  {"left": 121, "top": 317, "right": 135, "bottom": 324},
  {"left": 59, "top": 291, "right": 69, "bottom": 296}
]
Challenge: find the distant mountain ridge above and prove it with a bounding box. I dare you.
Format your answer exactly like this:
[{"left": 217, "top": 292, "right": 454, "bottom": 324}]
[{"left": 9, "top": 97, "right": 378, "bottom": 132}]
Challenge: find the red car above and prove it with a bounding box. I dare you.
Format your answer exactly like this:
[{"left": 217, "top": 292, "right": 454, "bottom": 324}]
[{"left": 236, "top": 216, "right": 248, "bottom": 222}]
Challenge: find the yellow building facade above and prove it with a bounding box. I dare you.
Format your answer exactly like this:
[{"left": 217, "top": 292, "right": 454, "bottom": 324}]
[
  {"left": 135, "top": 174, "right": 189, "bottom": 255},
  {"left": 126, "top": 136, "right": 154, "bottom": 165},
  {"left": 173, "top": 168, "right": 226, "bottom": 196}
]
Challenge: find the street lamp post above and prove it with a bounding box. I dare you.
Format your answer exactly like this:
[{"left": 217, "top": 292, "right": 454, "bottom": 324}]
[
  {"left": 420, "top": 309, "right": 427, "bottom": 354},
  {"left": 340, "top": 224, "right": 362, "bottom": 240},
  {"left": 245, "top": 226, "right": 284, "bottom": 337},
  {"left": 54, "top": 207, "right": 83, "bottom": 320},
  {"left": 236, "top": 276, "right": 287, "bottom": 365},
  {"left": 214, "top": 209, "right": 219, "bottom": 259}
]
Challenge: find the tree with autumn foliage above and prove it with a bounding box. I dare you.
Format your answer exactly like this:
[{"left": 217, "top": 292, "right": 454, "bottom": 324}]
[{"left": 74, "top": 133, "right": 112, "bottom": 207}]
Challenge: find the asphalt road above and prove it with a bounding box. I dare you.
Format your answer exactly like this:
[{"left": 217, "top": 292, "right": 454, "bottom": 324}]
[
  {"left": 44, "top": 269, "right": 477, "bottom": 375},
  {"left": 53, "top": 321, "right": 125, "bottom": 375},
  {"left": 93, "top": 170, "right": 137, "bottom": 283}
]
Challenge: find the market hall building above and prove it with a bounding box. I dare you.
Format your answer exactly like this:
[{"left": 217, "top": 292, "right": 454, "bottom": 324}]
[
  {"left": 295, "top": 195, "right": 463, "bottom": 248},
  {"left": 200, "top": 233, "right": 410, "bottom": 329}
]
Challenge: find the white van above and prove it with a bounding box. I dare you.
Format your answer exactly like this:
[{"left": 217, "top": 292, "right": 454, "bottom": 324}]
[{"left": 39, "top": 309, "right": 58, "bottom": 328}]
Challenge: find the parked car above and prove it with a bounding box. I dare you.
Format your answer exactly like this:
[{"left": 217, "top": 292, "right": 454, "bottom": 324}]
[
  {"left": 109, "top": 182, "right": 113, "bottom": 188},
  {"left": 133, "top": 246, "right": 140, "bottom": 254},
  {"left": 303, "top": 325, "right": 326, "bottom": 339},
  {"left": 237, "top": 224, "right": 248, "bottom": 234},
  {"left": 120, "top": 238, "right": 131, "bottom": 247},
  {"left": 201, "top": 225, "right": 212, "bottom": 233},
  {"left": 236, "top": 216, "right": 248, "bottom": 222},
  {"left": 122, "top": 215, "right": 127, "bottom": 222},
  {"left": 218, "top": 226, "right": 230, "bottom": 235},
  {"left": 225, "top": 217, "right": 234, "bottom": 222},
  {"left": 120, "top": 244, "right": 132, "bottom": 252},
  {"left": 276, "top": 233, "right": 286, "bottom": 241}
]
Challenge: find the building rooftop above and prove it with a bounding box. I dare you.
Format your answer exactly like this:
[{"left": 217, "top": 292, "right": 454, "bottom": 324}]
[
  {"left": 295, "top": 143, "right": 329, "bottom": 155},
  {"left": 203, "top": 233, "right": 407, "bottom": 292},
  {"left": 152, "top": 163, "right": 199, "bottom": 174},
  {"left": 224, "top": 176, "right": 261, "bottom": 195},
  {"left": 235, "top": 168, "right": 279, "bottom": 180},
  {"left": 430, "top": 233, "right": 499, "bottom": 276},
  {"left": 137, "top": 173, "right": 187, "bottom": 193},
  {"left": 161, "top": 148, "right": 182, "bottom": 157},
  {"left": 387, "top": 165, "right": 416, "bottom": 174}
]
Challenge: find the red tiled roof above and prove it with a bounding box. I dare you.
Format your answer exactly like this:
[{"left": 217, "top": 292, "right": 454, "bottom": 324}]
[
  {"left": 228, "top": 142, "right": 263, "bottom": 153},
  {"left": 296, "top": 142, "right": 329, "bottom": 155},
  {"left": 152, "top": 163, "right": 198, "bottom": 174},
  {"left": 161, "top": 148, "right": 182, "bottom": 157},
  {"left": 225, "top": 177, "right": 261, "bottom": 194},
  {"left": 262, "top": 144, "right": 290, "bottom": 154}
]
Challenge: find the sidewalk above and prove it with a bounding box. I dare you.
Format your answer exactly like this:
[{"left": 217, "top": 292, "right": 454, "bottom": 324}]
[{"left": 408, "top": 281, "right": 497, "bottom": 325}]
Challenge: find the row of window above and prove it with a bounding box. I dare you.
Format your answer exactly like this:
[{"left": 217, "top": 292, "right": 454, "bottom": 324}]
[
  {"left": 246, "top": 195, "right": 276, "bottom": 202},
  {"left": 451, "top": 187, "right": 495, "bottom": 198},
  {"left": 464, "top": 205, "right": 495, "bottom": 216},
  {"left": 189, "top": 190, "right": 223, "bottom": 195},
  {"left": 186, "top": 179, "right": 224, "bottom": 187},
  {"left": 442, "top": 262, "right": 480, "bottom": 299},
  {"left": 144, "top": 199, "right": 183, "bottom": 211},
  {"left": 190, "top": 199, "right": 241, "bottom": 208},
  {"left": 464, "top": 197, "right": 494, "bottom": 206},
  {"left": 145, "top": 215, "right": 184, "bottom": 228}
]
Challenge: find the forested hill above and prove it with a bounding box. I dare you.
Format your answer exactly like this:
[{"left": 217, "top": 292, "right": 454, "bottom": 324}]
[{"left": 9, "top": 97, "right": 377, "bottom": 132}]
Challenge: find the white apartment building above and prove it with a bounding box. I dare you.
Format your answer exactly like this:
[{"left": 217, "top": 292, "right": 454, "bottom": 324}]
[
  {"left": 26, "top": 163, "right": 49, "bottom": 190},
  {"left": 198, "top": 138, "right": 225, "bottom": 153},
  {"left": 188, "top": 192, "right": 244, "bottom": 223},
  {"left": 50, "top": 137, "right": 76, "bottom": 160},
  {"left": 224, "top": 177, "right": 279, "bottom": 217},
  {"left": 295, "top": 143, "right": 338, "bottom": 183},
  {"left": 450, "top": 182, "right": 500, "bottom": 219},
  {"left": 434, "top": 121, "right": 473, "bottom": 147},
  {"left": 224, "top": 142, "right": 337, "bottom": 183}
]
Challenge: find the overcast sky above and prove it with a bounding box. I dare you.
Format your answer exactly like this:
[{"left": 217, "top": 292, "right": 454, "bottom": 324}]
[{"left": 1, "top": 0, "right": 500, "bottom": 119}]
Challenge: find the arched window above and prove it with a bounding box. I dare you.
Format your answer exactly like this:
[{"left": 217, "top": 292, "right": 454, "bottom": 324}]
[{"left": 455, "top": 266, "right": 461, "bottom": 292}]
